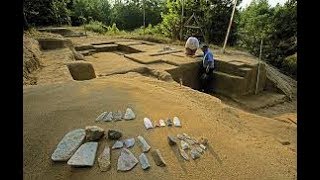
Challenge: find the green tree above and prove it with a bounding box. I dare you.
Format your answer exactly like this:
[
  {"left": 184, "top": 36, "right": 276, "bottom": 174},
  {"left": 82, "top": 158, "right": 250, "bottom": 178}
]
[
  {"left": 71, "top": 0, "right": 111, "bottom": 25},
  {"left": 24, "top": 0, "right": 71, "bottom": 26}
]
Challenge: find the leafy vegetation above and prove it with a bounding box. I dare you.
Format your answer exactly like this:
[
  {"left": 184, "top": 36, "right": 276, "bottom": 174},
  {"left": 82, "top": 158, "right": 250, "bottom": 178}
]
[{"left": 23, "top": 0, "right": 297, "bottom": 78}]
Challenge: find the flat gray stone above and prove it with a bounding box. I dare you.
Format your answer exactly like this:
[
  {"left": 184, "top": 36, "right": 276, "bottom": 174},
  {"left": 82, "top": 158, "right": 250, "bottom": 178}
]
[
  {"left": 179, "top": 148, "right": 190, "bottom": 161},
  {"left": 139, "top": 153, "right": 151, "bottom": 170},
  {"left": 159, "top": 119, "right": 166, "bottom": 127},
  {"left": 51, "top": 129, "right": 86, "bottom": 161},
  {"left": 107, "top": 129, "right": 122, "bottom": 140},
  {"left": 151, "top": 149, "right": 166, "bottom": 167},
  {"left": 144, "top": 117, "right": 153, "bottom": 129},
  {"left": 137, "top": 135, "right": 151, "bottom": 152},
  {"left": 173, "top": 117, "right": 181, "bottom": 127},
  {"left": 168, "top": 135, "right": 178, "bottom": 146},
  {"left": 166, "top": 119, "right": 173, "bottom": 126},
  {"left": 180, "top": 140, "right": 190, "bottom": 150},
  {"left": 117, "top": 148, "right": 139, "bottom": 171},
  {"left": 112, "top": 141, "right": 124, "bottom": 149},
  {"left": 124, "top": 138, "right": 135, "bottom": 148},
  {"left": 103, "top": 112, "right": 113, "bottom": 122},
  {"left": 67, "top": 142, "right": 98, "bottom": 167},
  {"left": 123, "top": 108, "right": 135, "bottom": 120},
  {"left": 190, "top": 148, "right": 201, "bottom": 160},
  {"left": 113, "top": 110, "right": 123, "bottom": 121},
  {"left": 98, "top": 145, "right": 111, "bottom": 171},
  {"left": 85, "top": 126, "right": 104, "bottom": 141},
  {"left": 96, "top": 112, "right": 107, "bottom": 122}
]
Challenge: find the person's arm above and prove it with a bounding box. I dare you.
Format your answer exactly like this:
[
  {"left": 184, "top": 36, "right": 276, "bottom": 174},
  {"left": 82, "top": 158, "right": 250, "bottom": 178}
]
[{"left": 205, "top": 53, "right": 213, "bottom": 72}]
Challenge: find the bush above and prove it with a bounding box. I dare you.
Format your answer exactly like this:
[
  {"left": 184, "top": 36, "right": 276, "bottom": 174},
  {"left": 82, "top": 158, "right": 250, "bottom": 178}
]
[
  {"left": 84, "top": 21, "right": 106, "bottom": 34},
  {"left": 282, "top": 53, "right": 297, "bottom": 79},
  {"left": 132, "top": 24, "right": 162, "bottom": 36}
]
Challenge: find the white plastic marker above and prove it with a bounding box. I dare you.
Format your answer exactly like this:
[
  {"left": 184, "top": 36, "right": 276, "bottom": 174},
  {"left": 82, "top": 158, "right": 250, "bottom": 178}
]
[
  {"left": 159, "top": 119, "right": 166, "bottom": 127},
  {"left": 173, "top": 117, "right": 181, "bottom": 127},
  {"left": 144, "top": 117, "right": 153, "bottom": 129}
]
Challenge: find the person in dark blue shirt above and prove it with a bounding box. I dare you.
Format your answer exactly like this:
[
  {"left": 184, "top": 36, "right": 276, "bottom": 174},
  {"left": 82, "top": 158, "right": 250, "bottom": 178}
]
[{"left": 199, "top": 44, "right": 215, "bottom": 92}]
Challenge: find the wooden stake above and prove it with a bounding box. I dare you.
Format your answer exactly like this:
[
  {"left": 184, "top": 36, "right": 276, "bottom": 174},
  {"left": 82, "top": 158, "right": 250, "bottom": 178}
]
[{"left": 222, "top": 0, "right": 237, "bottom": 53}]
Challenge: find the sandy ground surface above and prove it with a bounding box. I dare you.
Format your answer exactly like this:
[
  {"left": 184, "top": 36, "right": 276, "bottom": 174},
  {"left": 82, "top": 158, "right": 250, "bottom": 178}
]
[
  {"left": 24, "top": 35, "right": 297, "bottom": 179},
  {"left": 24, "top": 73, "right": 296, "bottom": 180}
]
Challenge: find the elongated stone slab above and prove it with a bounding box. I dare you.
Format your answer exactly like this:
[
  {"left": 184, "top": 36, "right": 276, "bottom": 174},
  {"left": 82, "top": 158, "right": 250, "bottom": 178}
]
[
  {"left": 139, "top": 153, "right": 151, "bottom": 170},
  {"left": 103, "top": 112, "right": 113, "bottom": 122},
  {"left": 137, "top": 135, "right": 151, "bottom": 152},
  {"left": 123, "top": 108, "right": 135, "bottom": 120},
  {"left": 179, "top": 148, "right": 190, "bottom": 161},
  {"left": 112, "top": 141, "right": 124, "bottom": 149},
  {"left": 117, "top": 148, "right": 138, "bottom": 171},
  {"left": 144, "top": 117, "right": 153, "bottom": 129},
  {"left": 98, "top": 145, "right": 111, "bottom": 171},
  {"left": 51, "top": 129, "right": 86, "bottom": 161},
  {"left": 151, "top": 149, "right": 166, "bottom": 167},
  {"left": 67, "top": 142, "right": 98, "bottom": 167},
  {"left": 159, "top": 119, "right": 166, "bottom": 127},
  {"left": 173, "top": 117, "right": 181, "bottom": 127},
  {"left": 96, "top": 112, "right": 107, "bottom": 121},
  {"left": 124, "top": 138, "right": 135, "bottom": 148}
]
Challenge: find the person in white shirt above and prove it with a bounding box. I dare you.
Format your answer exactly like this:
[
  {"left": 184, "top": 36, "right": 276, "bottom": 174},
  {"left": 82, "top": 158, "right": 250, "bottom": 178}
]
[{"left": 185, "top": 36, "right": 199, "bottom": 56}]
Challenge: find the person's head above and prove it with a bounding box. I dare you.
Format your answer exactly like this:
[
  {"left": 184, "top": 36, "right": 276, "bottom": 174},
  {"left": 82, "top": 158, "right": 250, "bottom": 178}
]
[{"left": 200, "top": 43, "right": 208, "bottom": 52}]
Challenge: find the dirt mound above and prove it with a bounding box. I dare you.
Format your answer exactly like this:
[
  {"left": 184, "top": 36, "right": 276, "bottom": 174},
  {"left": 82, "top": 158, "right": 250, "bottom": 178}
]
[
  {"left": 67, "top": 61, "right": 96, "bottom": 80},
  {"left": 23, "top": 34, "right": 42, "bottom": 85}
]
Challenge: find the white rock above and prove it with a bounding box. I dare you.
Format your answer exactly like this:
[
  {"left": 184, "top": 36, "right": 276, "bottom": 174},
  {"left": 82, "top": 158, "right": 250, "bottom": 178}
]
[
  {"left": 159, "top": 119, "right": 166, "bottom": 127},
  {"left": 124, "top": 138, "right": 135, "bottom": 148},
  {"left": 173, "top": 117, "right": 181, "bottom": 127},
  {"left": 123, "top": 108, "right": 136, "bottom": 120},
  {"left": 144, "top": 117, "right": 153, "bottom": 129}
]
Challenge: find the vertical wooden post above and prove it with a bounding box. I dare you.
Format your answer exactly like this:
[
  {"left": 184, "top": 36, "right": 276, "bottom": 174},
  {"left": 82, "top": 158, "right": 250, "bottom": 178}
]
[
  {"left": 222, "top": 0, "right": 237, "bottom": 54},
  {"left": 255, "top": 39, "right": 263, "bottom": 94}
]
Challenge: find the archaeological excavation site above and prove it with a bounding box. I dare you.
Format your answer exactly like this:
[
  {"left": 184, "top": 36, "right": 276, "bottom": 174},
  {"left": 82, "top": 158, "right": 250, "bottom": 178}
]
[{"left": 23, "top": 27, "right": 297, "bottom": 179}]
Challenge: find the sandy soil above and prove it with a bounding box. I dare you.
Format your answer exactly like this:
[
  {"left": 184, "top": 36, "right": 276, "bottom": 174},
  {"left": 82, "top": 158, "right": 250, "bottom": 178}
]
[
  {"left": 23, "top": 33, "right": 296, "bottom": 179},
  {"left": 24, "top": 73, "right": 296, "bottom": 180}
]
